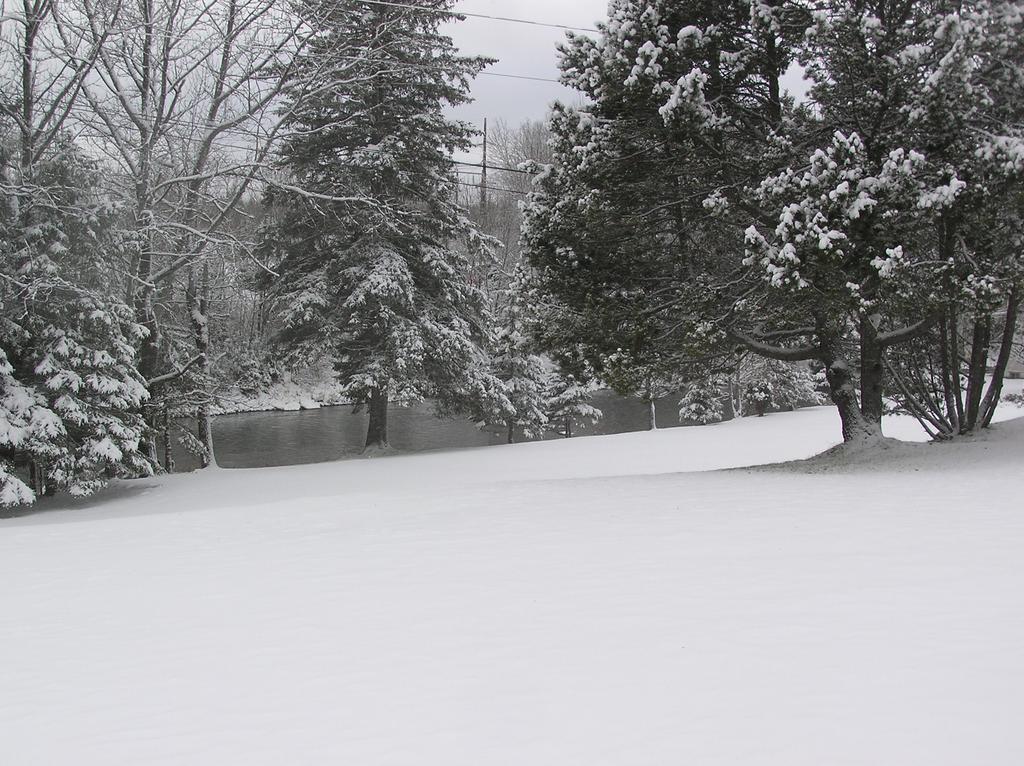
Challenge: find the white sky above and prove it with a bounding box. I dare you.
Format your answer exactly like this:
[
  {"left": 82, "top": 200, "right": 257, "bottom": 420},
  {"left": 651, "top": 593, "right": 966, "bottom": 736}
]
[{"left": 443, "top": 0, "right": 608, "bottom": 131}]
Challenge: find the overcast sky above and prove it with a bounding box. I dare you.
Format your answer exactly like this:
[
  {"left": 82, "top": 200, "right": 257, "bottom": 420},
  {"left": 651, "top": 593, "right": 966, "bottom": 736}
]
[{"left": 442, "top": 0, "right": 608, "bottom": 131}]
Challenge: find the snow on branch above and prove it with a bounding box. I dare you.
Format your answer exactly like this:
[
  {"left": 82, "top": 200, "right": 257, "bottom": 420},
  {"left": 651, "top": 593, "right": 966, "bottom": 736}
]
[
  {"left": 147, "top": 355, "right": 205, "bottom": 388},
  {"left": 727, "top": 330, "right": 821, "bottom": 362}
]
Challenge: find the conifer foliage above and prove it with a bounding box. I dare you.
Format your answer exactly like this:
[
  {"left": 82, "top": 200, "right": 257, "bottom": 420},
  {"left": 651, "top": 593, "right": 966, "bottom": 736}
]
[
  {"left": 491, "top": 291, "right": 548, "bottom": 443},
  {"left": 546, "top": 373, "right": 602, "bottom": 438},
  {"left": 0, "top": 140, "right": 150, "bottom": 506},
  {"left": 524, "top": 0, "right": 1024, "bottom": 444},
  {"left": 263, "top": 0, "right": 507, "bottom": 450}
]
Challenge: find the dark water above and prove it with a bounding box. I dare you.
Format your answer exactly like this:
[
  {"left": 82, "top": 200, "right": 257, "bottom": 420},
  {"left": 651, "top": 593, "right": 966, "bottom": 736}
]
[{"left": 171, "top": 391, "right": 690, "bottom": 471}]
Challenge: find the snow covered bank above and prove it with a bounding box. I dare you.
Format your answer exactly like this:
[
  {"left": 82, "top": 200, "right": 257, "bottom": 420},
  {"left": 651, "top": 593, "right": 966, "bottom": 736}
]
[
  {"left": 212, "top": 375, "right": 348, "bottom": 415},
  {"left": 2, "top": 407, "right": 1023, "bottom": 765}
]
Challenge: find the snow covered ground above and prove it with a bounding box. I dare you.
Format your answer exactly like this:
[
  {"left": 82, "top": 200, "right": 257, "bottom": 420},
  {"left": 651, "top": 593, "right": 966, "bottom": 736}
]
[{"left": 2, "top": 403, "right": 1023, "bottom": 765}]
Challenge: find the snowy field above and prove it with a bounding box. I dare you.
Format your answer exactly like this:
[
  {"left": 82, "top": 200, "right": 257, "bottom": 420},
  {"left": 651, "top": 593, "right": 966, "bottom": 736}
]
[{"left": 2, "top": 402, "right": 1024, "bottom": 765}]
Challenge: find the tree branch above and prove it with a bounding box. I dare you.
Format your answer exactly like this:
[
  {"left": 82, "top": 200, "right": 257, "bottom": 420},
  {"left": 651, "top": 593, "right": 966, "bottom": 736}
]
[
  {"left": 147, "top": 354, "right": 204, "bottom": 388},
  {"left": 727, "top": 329, "right": 821, "bottom": 361},
  {"left": 877, "top": 316, "right": 937, "bottom": 347}
]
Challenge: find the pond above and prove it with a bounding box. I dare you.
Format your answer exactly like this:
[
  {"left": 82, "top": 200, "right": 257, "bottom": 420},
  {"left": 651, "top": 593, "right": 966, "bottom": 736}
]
[{"left": 170, "top": 390, "right": 703, "bottom": 471}]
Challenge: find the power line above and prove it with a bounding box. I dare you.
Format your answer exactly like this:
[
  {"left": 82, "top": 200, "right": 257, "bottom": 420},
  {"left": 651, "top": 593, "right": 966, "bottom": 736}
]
[
  {"left": 71, "top": 31, "right": 565, "bottom": 85},
  {"left": 360, "top": 0, "right": 599, "bottom": 33},
  {"left": 6, "top": 5, "right": 570, "bottom": 132},
  {"left": 454, "top": 179, "right": 527, "bottom": 196},
  {"left": 456, "top": 160, "right": 531, "bottom": 175},
  {"left": 478, "top": 71, "right": 560, "bottom": 84},
  {"left": 32, "top": 0, "right": 595, "bottom": 59},
  {"left": 65, "top": 104, "right": 540, "bottom": 177},
  {"left": 72, "top": 123, "right": 535, "bottom": 196}
]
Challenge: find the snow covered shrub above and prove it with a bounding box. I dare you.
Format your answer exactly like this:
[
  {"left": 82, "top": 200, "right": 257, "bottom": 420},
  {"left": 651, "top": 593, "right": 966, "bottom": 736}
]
[
  {"left": 235, "top": 355, "right": 283, "bottom": 398},
  {"left": 762, "top": 360, "right": 825, "bottom": 411},
  {"left": 493, "top": 339, "right": 548, "bottom": 442},
  {"left": 546, "top": 372, "right": 602, "bottom": 438},
  {"left": 745, "top": 381, "right": 772, "bottom": 417},
  {"left": 679, "top": 377, "right": 725, "bottom": 425}
]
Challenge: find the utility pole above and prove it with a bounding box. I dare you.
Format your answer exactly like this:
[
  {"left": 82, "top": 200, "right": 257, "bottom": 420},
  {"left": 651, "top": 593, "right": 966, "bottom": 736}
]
[{"left": 480, "top": 117, "right": 488, "bottom": 215}]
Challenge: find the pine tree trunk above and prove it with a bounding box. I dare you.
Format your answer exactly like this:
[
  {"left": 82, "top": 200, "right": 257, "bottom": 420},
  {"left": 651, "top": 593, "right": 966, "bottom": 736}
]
[
  {"left": 937, "top": 216, "right": 964, "bottom": 432},
  {"left": 826, "top": 360, "right": 872, "bottom": 442},
  {"left": 938, "top": 311, "right": 962, "bottom": 433},
  {"left": 859, "top": 316, "right": 885, "bottom": 425},
  {"left": 365, "top": 387, "right": 389, "bottom": 450},
  {"left": 30, "top": 462, "right": 45, "bottom": 498},
  {"left": 162, "top": 406, "right": 175, "bottom": 473},
  {"left": 723, "top": 383, "right": 737, "bottom": 421},
  {"left": 821, "top": 328, "right": 883, "bottom": 444},
  {"left": 506, "top": 421, "right": 515, "bottom": 444},
  {"left": 963, "top": 316, "right": 992, "bottom": 432},
  {"left": 949, "top": 307, "right": 966, "bottom": 426},
  {"left": 565, "top": 417, "right": 571, "bottom": 439},
  {"left": 979, "top": 289, "right": 1020, "bottom": 428}
]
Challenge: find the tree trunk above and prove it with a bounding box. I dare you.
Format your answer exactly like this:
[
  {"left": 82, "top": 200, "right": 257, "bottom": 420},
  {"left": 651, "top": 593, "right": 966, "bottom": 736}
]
[
  {"left": 197, "top": 411, "right": 216, "bottom": 468},
  {"left": 938, "top": 312, "right": 961, "bottom": 433},
  {"left": 949, "top": 306, "right": 966, "bottom": 427},
  {"left": 565, "top": 417, "right": 571, "bottom": 439},
  {"left": 764, "top": 22, "right": 783, "bottom": 128},
  {"left": 963, "top": 316, "right": 992, "bottom": 431},
  {"left": 647, "top": 398, "right": 658, "bottom": 431},
  {"left": 937, "top": 222, "right": 965, "bottom": 430},
  {"left": 820, "top": 327, "right": 883, "bottom": 444},
  {"left": 365, "top": 387, "right": 389, "bottom": 450},
  {"left": 187, "top": 264, "right": 217, "bottom": 468},
  {"left": 979, "top": 289, "right": 1021, "bottom": 428},
  {"left": 162, "top": 406, "right": 175, "bottom": 473},
  {"left": 859, "top": 316, "right": 885, "bottom": 425},
  {"left": 723, "top": 382, "right": 737, "bottom": 421},
  {"left": 133, "top": 0, "right": 159, "bottom": 385},
  {"left": 506, "top": 421, "right": 515, "bottom": 444},
  {"left": 30, "top": 462, "right": 46, "bottom": 498}
]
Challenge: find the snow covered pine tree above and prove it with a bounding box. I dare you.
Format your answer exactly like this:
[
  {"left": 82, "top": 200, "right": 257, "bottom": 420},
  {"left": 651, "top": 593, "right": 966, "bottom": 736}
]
[
  {"left": 263, "top": 0, "right": 509, "bottom": 451},
  {"left": 0, "top": 139, "right": 150, "bottom": 506},
  {"left": 491, "top": 279, "right": 548, "bottom": 443},
  {"left": 545, "top": 373, "right": 602, "bottom": 438},
  {"left": 525, "top": 0, "right": 1023, "bottom": 445},
  {"left": 523, "top": 0, "right": 805, "bottom": 432}
]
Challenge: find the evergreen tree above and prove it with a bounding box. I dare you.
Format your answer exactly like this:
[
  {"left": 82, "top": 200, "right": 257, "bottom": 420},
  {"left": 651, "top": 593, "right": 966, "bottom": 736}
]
[
  {"left": 744, "top": 381, "right": 772, "bottom": 417},
  {"left": 491, "top": 272, "right": 547, "bottom": 443},
  {"left": 263, "top": 0, "right": 508, "bottom": 450},
  {"left": 752, "top": 359, "right": 822, "bottom": 413},
  {"left": 678, "top": 376, "right": 727, "bottom": 425},
  {"left": 745, "top": 0, "right": 1024, "bottom": 440},
  {"left": 525, "top": 0, "right": 1023, "bottom": 445},
  {"left": 545, "top": 372, "right": 602, "bottom": 438},
  {"left": 522, "top": 0, "right": 805, "bottom": 421},
  {"left": 850, "top": 0, "right": 1024, "bottom": 436},
  {"left": 0, "top": 137, "right": 151, "bottom": 505}
]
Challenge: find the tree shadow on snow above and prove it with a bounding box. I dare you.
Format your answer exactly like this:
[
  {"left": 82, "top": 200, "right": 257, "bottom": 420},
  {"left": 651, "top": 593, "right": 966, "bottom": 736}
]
[{"left": 0, "top": 480, "right": 162, "bottom": 524}]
